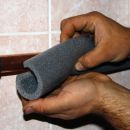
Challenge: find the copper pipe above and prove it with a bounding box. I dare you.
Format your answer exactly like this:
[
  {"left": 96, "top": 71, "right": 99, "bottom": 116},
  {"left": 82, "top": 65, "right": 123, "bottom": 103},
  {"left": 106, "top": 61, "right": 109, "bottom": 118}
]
[
  {"left": 1, "top": 69, "right": 29, "bottom": 76},
  {"left": 0, "top": 53, "right": 39, "bottom": 76}
]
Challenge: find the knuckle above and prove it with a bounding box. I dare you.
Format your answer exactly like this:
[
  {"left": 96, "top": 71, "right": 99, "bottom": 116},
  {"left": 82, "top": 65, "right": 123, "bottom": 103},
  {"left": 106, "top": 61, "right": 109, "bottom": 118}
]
[
  {"left": 60, "top": 19, "right": 68, "bottom": 27},
  {"left": 97, "top": 74, "right": 111, "bottom": 81},
  {"left": 86, "top": 11, "right": 103, "bottom": 21},
  {"left": 40, "top": 105, "right": 46, "bottom": 114},
  {"left": 92, "top": 72, "right": 112, "bottom": 82},
  {"left": 38, "top": 100, "right": 44, "bottom": 113},
  {"left": 88, "top": 11, "right": 102, "bottom": 17},
  {"left": 38, "top": 99, "right": 48, "bottom": 114},
  {"left": 86, "top": 72, "right": 111, "bottom": 82},
  {"left": 82, "top": 56, "right": 94, "bottom": 68}
]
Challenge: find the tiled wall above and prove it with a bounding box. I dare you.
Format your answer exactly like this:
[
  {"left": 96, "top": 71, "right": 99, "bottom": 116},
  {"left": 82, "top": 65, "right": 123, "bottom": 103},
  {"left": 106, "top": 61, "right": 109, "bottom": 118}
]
[{"left": 0, "top": 0, "right": 130, "bottom": 130}]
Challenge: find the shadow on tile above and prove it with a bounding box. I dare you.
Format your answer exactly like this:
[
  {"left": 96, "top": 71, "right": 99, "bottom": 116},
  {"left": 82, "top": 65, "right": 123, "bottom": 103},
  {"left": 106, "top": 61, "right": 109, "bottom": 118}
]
[{"left": 24, "top": 113, "right": 115, "bottom": 130}]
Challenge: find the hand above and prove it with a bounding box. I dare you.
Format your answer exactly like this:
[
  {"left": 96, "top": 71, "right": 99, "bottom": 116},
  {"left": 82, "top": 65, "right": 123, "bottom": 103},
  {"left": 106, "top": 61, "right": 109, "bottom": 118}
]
[
  {"left": 60, "top": 11, "right": 130, "bottom": 71},
  {"left": 21, "top": 72, "right": 130, "bottom": 130},
  {"left": 21, "top": 72, "right": 114, "bottom": 120}
]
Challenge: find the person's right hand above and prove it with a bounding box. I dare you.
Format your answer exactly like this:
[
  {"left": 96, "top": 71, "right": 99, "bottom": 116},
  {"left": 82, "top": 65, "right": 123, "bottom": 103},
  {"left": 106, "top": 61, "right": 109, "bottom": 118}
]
[{"left": 60, "top": 11, "right": 130, "bottom": 71}]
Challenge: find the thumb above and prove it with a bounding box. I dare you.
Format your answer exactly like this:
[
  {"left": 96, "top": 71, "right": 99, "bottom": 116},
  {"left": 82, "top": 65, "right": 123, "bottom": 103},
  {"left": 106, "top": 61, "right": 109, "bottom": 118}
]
[{"left": 75, "top": 47, "right": 109, "bottom": 71}]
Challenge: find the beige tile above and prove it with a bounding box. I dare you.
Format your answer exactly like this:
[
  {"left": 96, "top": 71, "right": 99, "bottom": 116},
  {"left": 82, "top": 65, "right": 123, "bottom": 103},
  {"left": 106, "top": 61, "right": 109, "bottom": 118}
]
[
  {"left": 0, "top": 35, "right": 48, "bottom": 55},
  {"left": 109, "top": 70, "right": 130, "bottom": 89},
  {"left": 51, "top": 0, "right": 129, "bottom": 30},
  {"left": 51, "top": 33, "right": 60, "bottom": 46},
  {"left": 107, "top": 0, "right": 129, "bottom": 26},
  {"left": 0, "top": 0, "right": 48, "bottom": 32},
  {"left": 120, "top": 70, "right": 130, "bottom": 89},
  {"left": 129, "top": 0, "right": 130, "bottom": 26},
  {"left": 0, "top": 76, "right": 50, "bottom": 130},
  {"left": 0, "top": 34, "right": 49, "bottom": 130}
]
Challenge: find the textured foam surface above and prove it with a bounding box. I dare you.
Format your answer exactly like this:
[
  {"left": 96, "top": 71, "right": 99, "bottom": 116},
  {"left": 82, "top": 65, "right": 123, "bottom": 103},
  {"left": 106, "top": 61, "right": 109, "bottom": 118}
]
[
  {"left": 16, "top": 35, "right": 94, "bottom": 100},
  {"left": 16, "top": 35, "right": 130, "bottom": 100}
]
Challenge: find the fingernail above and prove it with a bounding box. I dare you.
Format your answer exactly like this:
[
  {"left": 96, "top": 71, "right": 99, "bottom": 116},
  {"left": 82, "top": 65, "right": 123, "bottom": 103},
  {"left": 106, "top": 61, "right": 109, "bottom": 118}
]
[
  {"left": 75, "top": 62, "right": 85, "bottom": 71},
  {"left": 24, "top": 106, "right": 35, "bottom": 115}
]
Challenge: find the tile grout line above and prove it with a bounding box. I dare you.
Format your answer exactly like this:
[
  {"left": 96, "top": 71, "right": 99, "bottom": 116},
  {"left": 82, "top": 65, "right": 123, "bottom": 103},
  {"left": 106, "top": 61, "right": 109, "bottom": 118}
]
[
  {"left": 128, "top": 0, "right": 130, "bottom": 27},
  {"left": 52, "top": 30, "right": 60, "bottom": 34},
  {"left": 48, "top": 0, "right": 52, "bottom": 130},
  {"left": 0, "top": 31, "right": 60, "bottom": 37},
  {"left": 48, "top": 0, "right": 52, "bottom": 48},
  {"left": 0, "top": 32, "right": 48, "bottom": 36}
]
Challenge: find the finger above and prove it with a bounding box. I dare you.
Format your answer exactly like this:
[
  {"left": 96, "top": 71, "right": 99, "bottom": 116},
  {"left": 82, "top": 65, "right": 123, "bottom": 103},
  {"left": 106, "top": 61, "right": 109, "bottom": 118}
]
[
  {"left": 23, "top": 95, "right": 68, "bottom": 115},
  {"left": 60, "top": 14, "right": 95, "bottom": 42},
  {"left": 60, "top": 32, "right": 80, "bottom": 43},
  {"left": 75, "top": 46, "right": 110, "bottom": 70}
]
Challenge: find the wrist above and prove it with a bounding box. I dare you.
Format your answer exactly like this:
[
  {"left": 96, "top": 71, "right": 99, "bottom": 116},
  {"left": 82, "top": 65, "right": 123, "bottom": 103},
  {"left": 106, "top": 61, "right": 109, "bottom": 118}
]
[
  {"left": 96, "top": 80, "right": 130, "bottom": 129},
  {"left": 97, "top": 81, "right": 130, "bottom": 112}
]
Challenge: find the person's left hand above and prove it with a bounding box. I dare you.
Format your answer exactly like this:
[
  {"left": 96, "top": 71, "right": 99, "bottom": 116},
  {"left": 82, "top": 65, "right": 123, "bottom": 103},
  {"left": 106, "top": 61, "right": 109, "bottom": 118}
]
[{"left": 21, "top": 72, "right": 112, "bottom": 120}]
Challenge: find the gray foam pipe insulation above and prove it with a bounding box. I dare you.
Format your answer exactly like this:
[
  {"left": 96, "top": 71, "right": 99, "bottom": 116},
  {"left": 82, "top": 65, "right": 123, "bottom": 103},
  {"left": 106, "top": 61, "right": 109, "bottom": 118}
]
[{"left": 16, "top": 34, "right": 130, "bottom": 100}]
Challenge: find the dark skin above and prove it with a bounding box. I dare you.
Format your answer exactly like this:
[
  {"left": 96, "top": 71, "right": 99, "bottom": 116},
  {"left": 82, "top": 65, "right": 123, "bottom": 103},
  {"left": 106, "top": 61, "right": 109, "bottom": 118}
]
[{"left": 21, "top": 12, "right": 130, "bottom": 130}]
